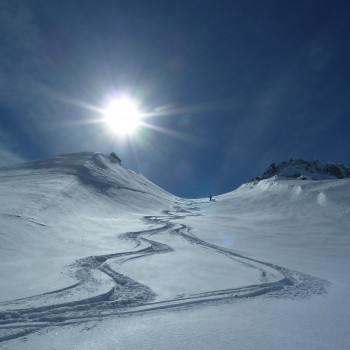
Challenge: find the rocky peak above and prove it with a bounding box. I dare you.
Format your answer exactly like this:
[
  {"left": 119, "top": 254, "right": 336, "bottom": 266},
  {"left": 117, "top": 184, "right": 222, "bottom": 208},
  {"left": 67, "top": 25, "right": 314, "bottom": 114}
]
[{"left": 248, "top": 158, "right": 350, "bottom": 182}]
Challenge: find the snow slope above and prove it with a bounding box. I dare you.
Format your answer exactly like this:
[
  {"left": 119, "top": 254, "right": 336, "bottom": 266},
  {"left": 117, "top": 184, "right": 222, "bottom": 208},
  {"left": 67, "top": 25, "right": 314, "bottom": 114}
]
[
  {"left": 0, "top": 153, "right": 349, "bottom": 349},
  {"left": 0, "top": 153, "right": 177, "bottom": 300}
]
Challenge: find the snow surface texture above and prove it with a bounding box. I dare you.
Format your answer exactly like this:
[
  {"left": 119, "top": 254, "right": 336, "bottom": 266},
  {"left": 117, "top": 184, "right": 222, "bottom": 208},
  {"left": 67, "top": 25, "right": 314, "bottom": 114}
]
[{"left": 0, "top": 153, "right": 349, "bottom": 349}]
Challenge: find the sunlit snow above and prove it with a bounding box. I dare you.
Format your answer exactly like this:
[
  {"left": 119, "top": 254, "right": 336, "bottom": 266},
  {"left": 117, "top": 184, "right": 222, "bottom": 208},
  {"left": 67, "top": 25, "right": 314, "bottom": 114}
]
[{"left": 0, "top": 153, "right": 349, "bottom": 349}]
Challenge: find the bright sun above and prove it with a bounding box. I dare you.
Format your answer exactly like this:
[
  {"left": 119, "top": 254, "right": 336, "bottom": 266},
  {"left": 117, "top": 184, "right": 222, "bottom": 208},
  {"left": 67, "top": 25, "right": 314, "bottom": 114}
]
[{"left": 104, "top": 98, "right": 141, "bottom": 135}]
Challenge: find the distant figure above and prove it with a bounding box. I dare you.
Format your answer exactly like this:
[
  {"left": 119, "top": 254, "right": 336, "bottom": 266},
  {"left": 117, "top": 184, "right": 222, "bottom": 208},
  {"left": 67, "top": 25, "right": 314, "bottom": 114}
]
[{"left": 209, "top": 195, "right": 212, "bottom": 201}]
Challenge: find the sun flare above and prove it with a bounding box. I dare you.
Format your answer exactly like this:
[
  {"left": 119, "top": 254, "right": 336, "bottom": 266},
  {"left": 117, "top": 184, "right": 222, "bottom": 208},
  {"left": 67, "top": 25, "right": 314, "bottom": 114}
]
[{"left": 104, "top": 98, "right": 141, "bottom": 135}]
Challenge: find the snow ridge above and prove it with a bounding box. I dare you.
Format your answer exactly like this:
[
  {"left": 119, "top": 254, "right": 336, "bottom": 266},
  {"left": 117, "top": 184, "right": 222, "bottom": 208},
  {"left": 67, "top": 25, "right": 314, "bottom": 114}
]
[
  {"left": 248, "top": 158, "right": 350, "bottom": 182},
  {"left": 0, "top": 152, "right": 174, "bottom": 198}
]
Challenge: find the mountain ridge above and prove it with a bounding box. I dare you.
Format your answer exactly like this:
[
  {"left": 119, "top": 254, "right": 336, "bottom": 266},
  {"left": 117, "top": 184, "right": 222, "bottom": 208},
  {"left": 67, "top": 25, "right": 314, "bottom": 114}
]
[
  {"left": 248, "top": 158, "right": 350, "bottom": 182},
  {"left": 0, "top": 151, "right": 174, "bottom": 196}
]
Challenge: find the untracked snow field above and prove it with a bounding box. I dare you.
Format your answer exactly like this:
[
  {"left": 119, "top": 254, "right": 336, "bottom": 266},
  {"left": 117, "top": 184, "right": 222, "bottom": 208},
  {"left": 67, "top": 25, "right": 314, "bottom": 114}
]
[{"left": 0, "top": 153, "right": 349, "bottom": 349}]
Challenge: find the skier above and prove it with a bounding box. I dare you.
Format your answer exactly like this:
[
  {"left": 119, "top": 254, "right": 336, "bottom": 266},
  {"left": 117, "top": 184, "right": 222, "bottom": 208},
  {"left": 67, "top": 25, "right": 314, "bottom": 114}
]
[{"left": 209, "top": 195, "right": 212, "bottom": 201}]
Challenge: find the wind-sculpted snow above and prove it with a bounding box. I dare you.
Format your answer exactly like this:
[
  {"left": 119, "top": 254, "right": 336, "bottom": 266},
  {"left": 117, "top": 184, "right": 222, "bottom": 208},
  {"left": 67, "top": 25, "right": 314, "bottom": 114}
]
[{"left": 0, "top": 204, "right": 329, "bottom": 344}]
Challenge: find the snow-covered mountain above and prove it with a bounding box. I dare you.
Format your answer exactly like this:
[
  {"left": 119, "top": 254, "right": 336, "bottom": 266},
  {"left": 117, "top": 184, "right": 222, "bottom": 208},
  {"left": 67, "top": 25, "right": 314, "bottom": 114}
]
[
  {"left": 0, "top": 153, "right": 349, "bottom": 350},
  {"left": 248, "top": 158, "right": 350, "bottom": 182},
  {"left": 0, "top": 152, "right": 177, "bottom": 215}
]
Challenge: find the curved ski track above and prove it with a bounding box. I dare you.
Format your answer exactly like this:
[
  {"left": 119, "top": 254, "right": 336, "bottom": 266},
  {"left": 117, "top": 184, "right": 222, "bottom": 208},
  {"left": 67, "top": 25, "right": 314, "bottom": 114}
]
[{"left": 0, "top": 203, "right": 329, "bottom": 343}]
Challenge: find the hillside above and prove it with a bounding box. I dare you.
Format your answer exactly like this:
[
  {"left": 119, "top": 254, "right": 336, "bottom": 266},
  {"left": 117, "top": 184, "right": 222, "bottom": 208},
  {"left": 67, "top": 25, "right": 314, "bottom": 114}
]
[
  {"left": 0, "top": 152, "right": 178, "bottom": 300},
  {"left": 0, "top": 153, "right": 349, "bottom": 349}
]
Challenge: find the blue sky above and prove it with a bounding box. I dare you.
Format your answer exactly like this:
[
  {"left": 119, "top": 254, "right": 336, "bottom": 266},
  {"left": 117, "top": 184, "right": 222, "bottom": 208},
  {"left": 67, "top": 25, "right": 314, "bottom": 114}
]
[{"left": 0, "top": 0, "right": 349, "bottom": 198}]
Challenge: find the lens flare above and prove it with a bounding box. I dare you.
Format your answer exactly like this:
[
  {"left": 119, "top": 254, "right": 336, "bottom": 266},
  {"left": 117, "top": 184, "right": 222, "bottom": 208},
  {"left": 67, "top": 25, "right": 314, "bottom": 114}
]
[{"left": 104, "top": 98, "right": 141, "bottom": 135}]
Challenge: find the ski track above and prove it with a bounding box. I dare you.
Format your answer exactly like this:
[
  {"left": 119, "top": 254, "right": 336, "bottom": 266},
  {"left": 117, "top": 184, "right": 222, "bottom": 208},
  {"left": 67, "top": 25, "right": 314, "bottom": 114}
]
[{"left": 0, "top": 202, "right": 329, "bottom": 343}]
